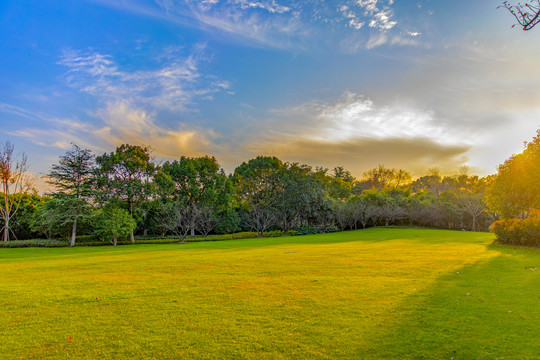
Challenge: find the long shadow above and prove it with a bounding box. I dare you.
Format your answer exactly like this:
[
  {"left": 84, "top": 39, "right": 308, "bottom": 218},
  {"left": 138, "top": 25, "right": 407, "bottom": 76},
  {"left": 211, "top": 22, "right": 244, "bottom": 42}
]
[
  {"left": 356, "top": 245, "right": 540, "bottom": 359},
  {"left": 181, "top": 227, "right": 495, "bottom": 252}
]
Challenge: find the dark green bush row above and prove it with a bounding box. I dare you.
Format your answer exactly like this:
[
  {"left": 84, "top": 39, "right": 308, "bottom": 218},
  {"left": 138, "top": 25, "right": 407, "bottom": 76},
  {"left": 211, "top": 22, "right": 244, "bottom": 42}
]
[
  {"left": 0, "top": 239, "right": 69, "bottom": 248},
  {"left": 293, "top": 225, "right": 338, "bottom": 235},
  {"left": 491, "top": 218, "right": 540, "bottom": 247},
  {"left": 0, "top": 230, "right": 306, "bottom": 248}
]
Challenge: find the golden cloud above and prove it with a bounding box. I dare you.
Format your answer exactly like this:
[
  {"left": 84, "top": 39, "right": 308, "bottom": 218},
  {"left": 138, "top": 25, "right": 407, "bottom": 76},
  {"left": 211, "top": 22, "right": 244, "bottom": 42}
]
[{"left": 245, "top": 136, "right": 472, "bottom": 177}]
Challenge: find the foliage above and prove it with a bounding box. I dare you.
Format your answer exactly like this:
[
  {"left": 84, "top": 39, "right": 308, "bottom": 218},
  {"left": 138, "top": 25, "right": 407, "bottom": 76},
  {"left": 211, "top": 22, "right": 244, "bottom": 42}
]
[
  {"left": 214, "top": 207, "right": 241, "bottom": 234},
  {"left": 487, "top": 129, "right": 540, "bottom": 221},
  {"left": 46, "top": 144, "right": 95, "bottom": 246},
  {"left": 93, "top": 205, "right": 137, "bottom": 246},
  {"left": 0, "top": 238, "right": 68, "bottom": 248},
  {"left": 95, "top": 144, "right": 156, "bottom": 243},
  {"left": 357, "top": 165, "right": 412, "bottom": 192},
  {"left": 154, "top": 201, "right": 200, "bottom": 243},
  {"left": 491, "top": 217, "right": 540, "bottom": 247},
  {"left": 293, "top": 225, "right": 323, "bottom": 235}
]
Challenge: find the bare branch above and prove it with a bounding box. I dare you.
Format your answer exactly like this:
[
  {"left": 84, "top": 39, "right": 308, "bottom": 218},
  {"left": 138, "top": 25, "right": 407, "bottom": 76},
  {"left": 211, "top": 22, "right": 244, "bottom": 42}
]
[{"left": 501, "top": 1, "right": 540, "bottom": 30}]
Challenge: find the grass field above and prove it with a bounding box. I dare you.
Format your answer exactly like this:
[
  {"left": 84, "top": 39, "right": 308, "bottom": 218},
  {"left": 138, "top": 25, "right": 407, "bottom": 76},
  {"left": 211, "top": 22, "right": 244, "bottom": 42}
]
[{"left": 0, "top": 228, "right": 539, "bottom": 359}]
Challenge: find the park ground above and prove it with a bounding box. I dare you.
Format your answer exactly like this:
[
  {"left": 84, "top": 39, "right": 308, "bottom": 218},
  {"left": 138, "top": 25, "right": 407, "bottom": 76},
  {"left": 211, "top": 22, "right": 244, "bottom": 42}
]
[{"left": 0, "top": 228, "right": 539, "bottom": 359}]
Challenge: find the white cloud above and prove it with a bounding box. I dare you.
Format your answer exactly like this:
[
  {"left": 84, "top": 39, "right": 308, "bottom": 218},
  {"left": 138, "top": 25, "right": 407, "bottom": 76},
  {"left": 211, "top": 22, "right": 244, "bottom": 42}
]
[
  {"left": 58, "top": 46, "right": 229, "bottom": 112},
  {"left": 241, "top": 91, "right": 473, "bottom": 176},
  {"left": 85, "top": 0, "right": 409, "bottom": 51},
  {"left": 366, "top": 33, "right": 388, "bottom": 48},
  {"left": 267, "top": 91, "right": 467, "bottom": 147}
]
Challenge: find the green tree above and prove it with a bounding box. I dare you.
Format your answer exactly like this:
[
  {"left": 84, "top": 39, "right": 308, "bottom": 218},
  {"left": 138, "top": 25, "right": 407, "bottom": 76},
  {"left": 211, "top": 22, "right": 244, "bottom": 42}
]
[
  {"left": 274, "top": 163, "right": 326, "bottom": 234},
  {"left": 31, "top": 197, "right": 91, "bottom": 239},
  {"left": 95, "top": 144, "right": 156, "bottom": 243},
  {"left": 94, "top": 205, "right": 136, "bottom": 246},
  {"left": 159, "top": 156, "right": 231, "bottom": 235},
  {"left": 233, "top": 156, "right": 285, "bottom": 235},
  {"left": 487, "top": 130, "right": 540, "bottom": 219},
  {"left": 46, "top": 144, "right": 95, "bottom": 246}
]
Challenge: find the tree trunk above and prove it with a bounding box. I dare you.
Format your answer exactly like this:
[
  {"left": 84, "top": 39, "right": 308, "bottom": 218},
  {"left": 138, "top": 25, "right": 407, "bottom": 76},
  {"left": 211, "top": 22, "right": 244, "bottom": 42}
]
[
  {"left": 3, "top": 218, "right": 9, "bottom": 242},
  {"left": 70, "top": 214, "right": 78, "bottom": 247},
  {"left": 128, "top": 201, "right": 135, "bottom": 244},
  {"left": 472, "top": 214, "right": 477, "bottom": 232},
  {"left": 190, "top": 227, "right": 195, "bottom": 236},
  {"left": 113, "top": 235, "right": 118, "bottom": 246}
]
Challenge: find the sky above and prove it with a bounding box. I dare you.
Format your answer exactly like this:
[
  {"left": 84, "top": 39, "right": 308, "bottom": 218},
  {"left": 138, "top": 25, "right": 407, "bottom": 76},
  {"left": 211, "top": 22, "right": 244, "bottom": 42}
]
[{"left": 2, "top": 0, "right": 540, "bottom": 189}]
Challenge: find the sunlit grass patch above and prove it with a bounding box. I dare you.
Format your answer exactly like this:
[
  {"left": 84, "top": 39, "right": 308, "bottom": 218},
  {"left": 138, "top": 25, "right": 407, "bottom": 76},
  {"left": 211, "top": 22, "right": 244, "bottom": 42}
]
[{"left": 0, "top": 228, "right": 538, "bottom": 359}]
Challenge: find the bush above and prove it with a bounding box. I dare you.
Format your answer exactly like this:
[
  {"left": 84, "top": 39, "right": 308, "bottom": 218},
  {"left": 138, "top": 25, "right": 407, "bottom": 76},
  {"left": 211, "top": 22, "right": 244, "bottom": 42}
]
[
  {"left": 263, "top": 230, "right": 284, "bottom": 238},
  {"left": 491, "top": 218, "right": 540, "bottom": 247},
  {"left": 322, "top": 225, "right": 339, "bottom": 233},
  {"left": 293, "top": 225, "right": 322, "bottom": 235},
  {"left": 0, "top": 239, "right": 69, "bottom": 248}
]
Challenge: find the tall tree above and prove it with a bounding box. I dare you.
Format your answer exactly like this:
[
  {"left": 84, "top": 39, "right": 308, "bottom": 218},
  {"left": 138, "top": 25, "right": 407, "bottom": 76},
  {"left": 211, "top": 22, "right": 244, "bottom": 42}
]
[
  {"left": 95, "top": 144, "right": 156, "bottom": 243},
  {"left": 0, "top": 141, "right": 31, "bottom": 242},
  {"left": 159, "top": 156, "right": 231, "bottom": 235},
  {"left": 233, "top": 156, "right": 284, "bottom": 234},
  {"left": 46, "top": 144, "right": 94, "bottom": 246},
  {"left": 455, "top": 177, "right": 490, "bottom": 232},
  {"left": 487, "top": 130, "right": 540, "bottom": 219},
  {"left": 274, "top": 163, "right": 326, "bottom": 234}
]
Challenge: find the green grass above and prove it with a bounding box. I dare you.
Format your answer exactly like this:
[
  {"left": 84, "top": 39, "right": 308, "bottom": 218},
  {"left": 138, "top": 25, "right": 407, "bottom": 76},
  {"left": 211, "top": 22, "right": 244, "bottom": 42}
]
[{"left": 0, "top": 228, "right": 539, "bottom": 359}]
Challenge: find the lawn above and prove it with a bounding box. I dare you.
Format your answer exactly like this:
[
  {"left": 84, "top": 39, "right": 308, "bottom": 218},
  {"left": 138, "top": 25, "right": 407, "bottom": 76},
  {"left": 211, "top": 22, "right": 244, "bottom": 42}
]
[{"left": 0, "top": 228, "right": 539, "bottom": 359}]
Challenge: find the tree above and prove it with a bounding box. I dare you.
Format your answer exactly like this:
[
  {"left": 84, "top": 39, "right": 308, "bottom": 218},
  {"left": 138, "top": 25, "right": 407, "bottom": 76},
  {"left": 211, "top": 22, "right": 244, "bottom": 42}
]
[
  {"left": 30, "top": 197, "right": 92, "bottom": 239},
  {"left": 274, "top": 163, "right": 326, "bottom": 234},
  {"left": 243, "top": 204, "right": 276, "bottom": 237},
  {"left": 487, "top": 130, "right": 540, "bottom": 219},
  {"left": 455, "top": 183, "right": 488, "bottom": 232},
  {"left": 334, "top": 200, "right": 355, "bottom": 231},
  {"left": 196, "top": 205, "right": 217, "bottom": 237},
  {"left": 94, "top": 205, "right": 137, "bottom": 246},
  {"left": 95, "top": 144, "right": 156, "bottom": 243},
  {"left": 0, "top": 141, "right": 32, "bottom": 242},
  {"left": 233, "top": 156, "right": 284, "bottom": 234},
  {"left": 159, "top": 156, "right": 231, "bottom": 236},
  {"left": 358, "top": 165, "right": 411, "bottom": 192},
  {"left": 349, "top": 195, "right": 376, "bottom": 229},
  {"left": 501, "top": 1, "right": 540, "bottom": 30},
  {"left": 46, "top": 144, "right": 95, "bottom": 246},
  {"left": 156, "top": 201, "right": 200, "bottom": 243}
]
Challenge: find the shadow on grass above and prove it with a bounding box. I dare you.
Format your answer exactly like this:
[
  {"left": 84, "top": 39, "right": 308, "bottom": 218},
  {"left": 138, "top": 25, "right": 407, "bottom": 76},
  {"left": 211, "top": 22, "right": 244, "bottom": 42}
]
[
  {"left": 356, "top": 245, "right": 540, "bottom": 359},
  {"left": 181, "top": 227, "right": 495, "bottom": 252}
]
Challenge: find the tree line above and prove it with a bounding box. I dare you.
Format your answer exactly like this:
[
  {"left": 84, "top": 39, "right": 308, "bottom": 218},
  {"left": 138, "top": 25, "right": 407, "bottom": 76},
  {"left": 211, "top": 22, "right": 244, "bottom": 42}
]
[{"left": 0, "top": 141, "right": 498, "bottom": 246}]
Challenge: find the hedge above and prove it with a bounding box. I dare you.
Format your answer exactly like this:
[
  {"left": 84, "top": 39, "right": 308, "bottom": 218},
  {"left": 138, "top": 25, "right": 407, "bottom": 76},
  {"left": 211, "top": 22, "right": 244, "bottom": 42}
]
[{"left": 491, "top": 218, "right": 540, "bottom": 247}]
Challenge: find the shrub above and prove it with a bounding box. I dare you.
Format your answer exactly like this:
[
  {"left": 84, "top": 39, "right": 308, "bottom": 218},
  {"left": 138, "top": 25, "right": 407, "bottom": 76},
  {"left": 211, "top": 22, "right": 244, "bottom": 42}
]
[
  {"left": 0, "top": 239, "right": 69, "bottom": 248},
  {"left": 263, "top": 230, "right": 284, "bottom": 238},
  {"left": 322, "top": 225, "right": 339, "bottom": 233},
  {"left": 491, "top": 218, "right": 540, "bottom": 247},
  {"left": 293, "top": 225, "right": 322, "bottom": 235}
]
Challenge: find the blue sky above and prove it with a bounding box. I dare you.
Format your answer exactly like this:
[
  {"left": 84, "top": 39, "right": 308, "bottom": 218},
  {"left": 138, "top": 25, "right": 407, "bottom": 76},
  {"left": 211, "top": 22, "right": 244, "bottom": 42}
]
[{"left": 2, "top": 0, "right": 540, "bottom": 188}]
